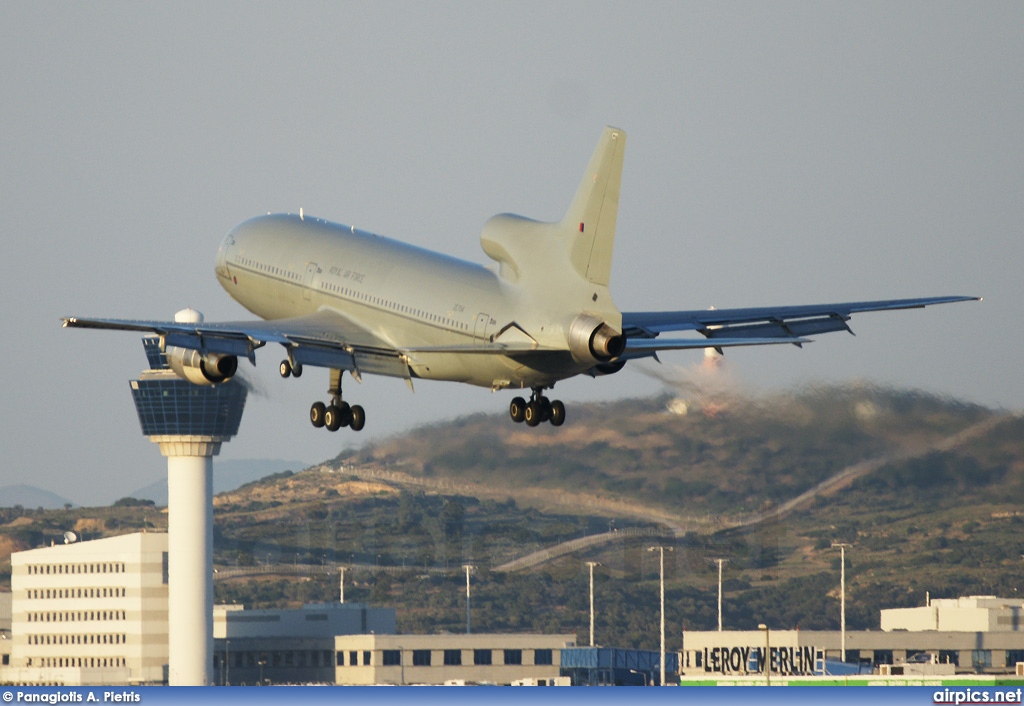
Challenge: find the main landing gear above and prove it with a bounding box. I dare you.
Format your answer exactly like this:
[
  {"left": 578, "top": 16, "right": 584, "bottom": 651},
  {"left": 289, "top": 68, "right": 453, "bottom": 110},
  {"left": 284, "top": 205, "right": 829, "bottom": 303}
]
[
  {"left": 509, "top": 388, "right": 565, "bottom": 428},
  {"left": 287, "top": 366, "right": 365, "bottom": 433}
]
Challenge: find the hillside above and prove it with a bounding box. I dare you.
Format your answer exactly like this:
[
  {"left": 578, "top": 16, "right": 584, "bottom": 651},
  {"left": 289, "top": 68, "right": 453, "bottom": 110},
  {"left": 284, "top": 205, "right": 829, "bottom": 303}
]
[
  {"left": 2, "top": 384, "right": 1021, "bottom": 648},
  {"left": 334, "top": 384, "right": 994, "bottom": 518}
]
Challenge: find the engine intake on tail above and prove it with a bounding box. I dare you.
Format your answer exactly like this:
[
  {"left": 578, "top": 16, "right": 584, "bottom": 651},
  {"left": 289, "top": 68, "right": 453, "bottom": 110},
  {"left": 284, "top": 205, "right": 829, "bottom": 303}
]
[
  {"left": 166, "top": 347, "right": 238, "bottom": 385},
  {"left": 568, "top": 313, "right": 625, "bottom": 365}
]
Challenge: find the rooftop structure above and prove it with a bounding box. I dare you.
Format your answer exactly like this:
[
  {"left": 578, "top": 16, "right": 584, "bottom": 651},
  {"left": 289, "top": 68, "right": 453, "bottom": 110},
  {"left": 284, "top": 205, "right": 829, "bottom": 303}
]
[{"left": 882, "top": 595, "right": 1024, "bottom": 633}]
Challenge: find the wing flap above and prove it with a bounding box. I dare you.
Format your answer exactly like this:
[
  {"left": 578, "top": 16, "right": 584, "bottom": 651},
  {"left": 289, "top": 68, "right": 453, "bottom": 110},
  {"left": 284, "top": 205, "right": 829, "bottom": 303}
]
[{"left": 625, "top": 336, "right": 809, "bottom": 353}]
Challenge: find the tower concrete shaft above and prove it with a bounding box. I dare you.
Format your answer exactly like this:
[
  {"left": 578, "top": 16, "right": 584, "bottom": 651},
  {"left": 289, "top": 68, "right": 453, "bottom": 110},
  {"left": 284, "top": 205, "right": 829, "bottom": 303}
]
[{"left": 165, "top": 450, "right": 215, "bottom": 686}]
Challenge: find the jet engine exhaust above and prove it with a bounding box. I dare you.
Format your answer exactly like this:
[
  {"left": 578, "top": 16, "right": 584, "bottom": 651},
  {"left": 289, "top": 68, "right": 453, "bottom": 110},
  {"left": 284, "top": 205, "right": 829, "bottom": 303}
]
[{"left": 568, "top": 313, "right": 626, "bottom": 365}]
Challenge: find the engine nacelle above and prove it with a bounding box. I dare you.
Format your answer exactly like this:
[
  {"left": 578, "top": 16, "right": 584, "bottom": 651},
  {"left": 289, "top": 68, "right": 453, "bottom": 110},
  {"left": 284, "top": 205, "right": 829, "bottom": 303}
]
[
  {"left": 567, "top": 313, "right": 626, "bottom": 366},
  {"left": 587, "top": 360, "right": 627, "bottom": 377},
  {"left": 166, "top": 346, "right": 238, "bottom": 385}
]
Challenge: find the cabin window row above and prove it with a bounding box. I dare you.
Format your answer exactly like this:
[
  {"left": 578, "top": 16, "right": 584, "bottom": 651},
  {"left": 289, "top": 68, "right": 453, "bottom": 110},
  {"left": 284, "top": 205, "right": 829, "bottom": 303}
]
[
  {"left": 321, "top": 280, "right": 469, "bottom": 332},
  {"left": 236, "top": 257, "right": 301, "bottom": 282}
]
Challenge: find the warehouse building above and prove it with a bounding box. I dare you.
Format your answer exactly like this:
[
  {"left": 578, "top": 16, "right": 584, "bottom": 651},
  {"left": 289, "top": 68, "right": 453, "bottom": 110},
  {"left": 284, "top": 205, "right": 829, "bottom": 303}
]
[
  {"left": 212, "top": 602, "right": 396, "bottom": 685},
  {"left": 681, "top": 595, "right": 1024, "bottom": 677}
]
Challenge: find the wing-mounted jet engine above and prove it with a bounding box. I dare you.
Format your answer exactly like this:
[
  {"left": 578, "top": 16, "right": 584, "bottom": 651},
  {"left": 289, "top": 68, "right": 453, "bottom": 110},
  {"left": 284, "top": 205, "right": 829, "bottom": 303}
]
[{"left": 165, "top": 346, "right": 238, "bottom": 385}]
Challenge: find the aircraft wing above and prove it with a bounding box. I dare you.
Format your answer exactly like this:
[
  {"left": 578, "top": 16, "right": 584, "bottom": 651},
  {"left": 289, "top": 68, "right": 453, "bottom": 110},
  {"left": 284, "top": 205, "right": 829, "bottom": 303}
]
[
  {"left": 62, "top": 309, "right": 405, "bottom": 375},
  {"left": 622, "top": 295, "right": 980, "bottom": 348}
]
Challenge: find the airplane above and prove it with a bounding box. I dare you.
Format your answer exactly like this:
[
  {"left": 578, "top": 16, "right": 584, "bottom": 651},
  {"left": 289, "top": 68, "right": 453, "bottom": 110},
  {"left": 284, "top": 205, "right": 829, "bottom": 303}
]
[{"left": 63, "top": 126, "right": 979, "bottom": 432}]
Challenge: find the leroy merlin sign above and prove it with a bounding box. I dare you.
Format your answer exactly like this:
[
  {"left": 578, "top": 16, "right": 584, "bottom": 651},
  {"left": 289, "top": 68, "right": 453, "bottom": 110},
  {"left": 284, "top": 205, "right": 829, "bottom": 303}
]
[{"left": 702, "top": 645, "right": 817, "bottom": 675}]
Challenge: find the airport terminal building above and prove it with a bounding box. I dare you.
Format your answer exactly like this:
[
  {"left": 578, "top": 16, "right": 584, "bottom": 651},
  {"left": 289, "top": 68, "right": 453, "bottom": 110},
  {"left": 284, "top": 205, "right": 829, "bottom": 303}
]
[{"left": 1, "top": 533, "right": 579, "bottom": 686}]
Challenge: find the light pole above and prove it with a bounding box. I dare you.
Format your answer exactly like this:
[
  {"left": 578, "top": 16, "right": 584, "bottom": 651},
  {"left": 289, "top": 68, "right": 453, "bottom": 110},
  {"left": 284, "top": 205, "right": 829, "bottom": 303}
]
[
  {"left": 758, "top": 624, "right": 770, "bottom": 686},
  {"left": 463, "top": 564, "right": 474, "bottom": 634},
  {"left": 710, "top": 558, "right": 729, "bottom": 631},
  {"left": 585, "top": 561, "right": 600, "bottom": 647},
  {"left": 338, "top": 566, "right": 346, "bottom": 604},
  {"left": 832, "top": 543, "right": 851, "bottom": 662},
  {"left": 648, "top": 546, "right": 672, "bottom": 686}
]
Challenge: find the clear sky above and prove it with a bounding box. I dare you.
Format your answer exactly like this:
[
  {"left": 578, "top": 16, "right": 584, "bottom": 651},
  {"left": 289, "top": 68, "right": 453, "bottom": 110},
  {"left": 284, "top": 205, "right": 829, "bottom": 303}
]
[{"left": 2, "top": 2, "right": 1021, "bottom": 507}]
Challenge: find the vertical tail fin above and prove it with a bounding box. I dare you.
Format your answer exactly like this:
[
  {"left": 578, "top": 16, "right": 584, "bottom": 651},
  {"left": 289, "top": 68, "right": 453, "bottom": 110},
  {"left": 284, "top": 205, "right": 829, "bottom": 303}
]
[{"left": 562, "top": 126, "right": 626, "bottom": 286}]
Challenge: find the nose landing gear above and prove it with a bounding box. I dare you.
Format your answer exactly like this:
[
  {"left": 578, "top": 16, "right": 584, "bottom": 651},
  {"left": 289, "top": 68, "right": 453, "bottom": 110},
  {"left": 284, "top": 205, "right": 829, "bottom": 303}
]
[{"left": 510, "top": 388, "right": 565, "bottom": 428}]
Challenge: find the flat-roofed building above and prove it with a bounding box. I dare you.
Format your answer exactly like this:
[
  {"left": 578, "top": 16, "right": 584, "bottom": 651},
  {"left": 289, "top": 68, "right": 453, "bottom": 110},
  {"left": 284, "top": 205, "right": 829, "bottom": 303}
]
[
  {"left": 882, "top": 596, "right": 1024, "bottom": 633},
  {"left": 334, "top": 633, "right": 576, "bottom": 685},
  {"left": 2, "top": 533, "right": 168, "bottom": 685},
  {"left": 212, "top": 602, "right": 396, "bottom": 685},
  {"left": 682, "top": 596, "right": 1024, "bottom": 678}
]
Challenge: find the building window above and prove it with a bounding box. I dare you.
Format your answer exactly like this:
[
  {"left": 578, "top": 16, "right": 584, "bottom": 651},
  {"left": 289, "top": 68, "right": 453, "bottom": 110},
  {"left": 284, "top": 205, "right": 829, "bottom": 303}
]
[
  {"left": 473, "top": 649, "right": 492, "bottom": 666},
  {"left": 1006, "top": 650, "right": 1024, "bottom": 668},
  {"left": 412, "top": 650, "right": 431, "bottom": 666},
  {"left": 349, "top": 651, "right": 358, "bottom": 666},
  {"left": 382, "top": 650, "right": 401, "bottom": 666},
  {"left": 873, "top": 650, "right": 893, "bottom": 665},
  {"left": 504, "top": 649, "right": 522, "bottom": 666},
  {"left": 363, "top": 651, "right": 371, "bottom": 667},
  {"left": 534, "top": 649, "right": 553, "bottom": 666},
  {"left": 444, "top": 650, "right": 462, "bottom": 666},
  {"left": 972, "top": 650, "right": 992, "bottom": 669}
]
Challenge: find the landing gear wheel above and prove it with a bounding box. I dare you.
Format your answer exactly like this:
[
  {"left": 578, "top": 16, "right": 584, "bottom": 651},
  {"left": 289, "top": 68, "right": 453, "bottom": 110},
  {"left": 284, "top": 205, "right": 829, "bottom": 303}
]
[
  {"left": 325, "top": 404, "right": 351, "bottom": 432},
  {"left": 540, "top": 397, "right": 553, "bottom": 422},
  {"left": 291, "top": 362, "right": 302, "bottom": 377},
  {"left": 310, "top": 401, "right": 327, "bottom": 428},
  {"left": 524, "top": 401, "right": 543, "bottom": 427},
  {"left": 509, "top": 397, "right": 527, "bottom": 423},
  {"left": 549, "top": 400, "right": 566, "bottom": 427},
  {"left": 349, "top": 405, "right": 366, "bottom": 431},
  {"left": 279, "top": 360, "right": 292, "bottom": 378}
]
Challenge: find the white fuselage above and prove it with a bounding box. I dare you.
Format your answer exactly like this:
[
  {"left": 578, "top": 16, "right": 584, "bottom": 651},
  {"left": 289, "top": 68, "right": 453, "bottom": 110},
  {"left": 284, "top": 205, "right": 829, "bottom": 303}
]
[{"left": 214, "top": 214, "right": 587, "bottom": 389}]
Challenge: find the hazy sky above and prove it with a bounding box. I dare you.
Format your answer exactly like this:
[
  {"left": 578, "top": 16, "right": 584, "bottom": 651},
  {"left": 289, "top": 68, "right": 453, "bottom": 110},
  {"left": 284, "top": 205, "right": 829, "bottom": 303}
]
[{"left": 2, "top": 2, "right": 1021, "bottom": 506}]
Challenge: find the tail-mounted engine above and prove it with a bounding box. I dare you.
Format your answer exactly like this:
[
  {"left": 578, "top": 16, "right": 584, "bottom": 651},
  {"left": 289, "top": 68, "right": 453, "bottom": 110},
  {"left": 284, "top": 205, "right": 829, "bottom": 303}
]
[
  {"left": 166, "top": 346, "right": 238, "bottom": 385},
  {"left": 567, "top": 313, "right": 625, "bottom": 366}
]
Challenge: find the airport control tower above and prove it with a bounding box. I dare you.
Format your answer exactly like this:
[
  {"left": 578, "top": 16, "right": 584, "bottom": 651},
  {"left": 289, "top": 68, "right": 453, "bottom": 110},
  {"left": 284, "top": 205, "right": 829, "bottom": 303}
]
[{"left": 130, "top": 316, "right": 247, "bottom": 686}]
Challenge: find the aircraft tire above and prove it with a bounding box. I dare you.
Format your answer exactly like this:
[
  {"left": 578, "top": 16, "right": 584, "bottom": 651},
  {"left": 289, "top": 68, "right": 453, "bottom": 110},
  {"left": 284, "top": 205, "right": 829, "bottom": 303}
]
[
  {"left": 549, "top": 400, "right": 566, "bottom": 427},
  {"left": 524, "top": 401, "right": 542, "bottom": 427},
  {"left": 292, "top": 362, "right": 302, "bottom": 378},
  {"left": 509, "top": 397, "right": 527, "bottom": 423},
  {"left": 325, "top": 405, "right": 346, "bottom": 432},
  {"left": 279, "top": 360, "right": 292, "bottom": 378},
  {"left": 540, "top": 397, "right": 552, "bottom": 422},
  {"left": 350, "top": 405, "right": 366, "bottom": 432},
  {"left": 310, "top": 401, "right": 327, "bottom": 428}
]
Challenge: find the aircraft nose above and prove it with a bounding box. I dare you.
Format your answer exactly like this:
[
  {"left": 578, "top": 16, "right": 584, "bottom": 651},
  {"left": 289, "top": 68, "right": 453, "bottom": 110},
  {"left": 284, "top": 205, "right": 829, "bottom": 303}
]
[{"left": 214, "top": 231, "right": 234, "bottom": 280}]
